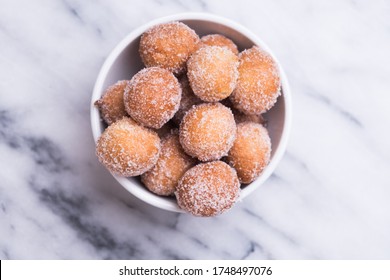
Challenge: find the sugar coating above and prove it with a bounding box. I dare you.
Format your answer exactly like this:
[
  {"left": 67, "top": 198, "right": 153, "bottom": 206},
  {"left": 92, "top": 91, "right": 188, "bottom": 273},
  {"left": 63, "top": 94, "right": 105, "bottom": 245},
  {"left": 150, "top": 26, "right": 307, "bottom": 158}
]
[
  {"left": 124, "top": 67, "right": 181, "bottom": 129},
  {"left": 172, "top": 75, "right": 202, "bottom": 125},
  {"left": 187, "top": 46, "right": 239, "bottom": 102},
  {"left": 175, "top": 161, "right": 240, "bottom": 217},
  {"left": 96, "top": 117, "right": 161, "bottom": 177},
  {"left": 95, "top": 80, "right": 129, "bottom": 125},
  {"left": 141, "top": 132, "right": 196, "bottom": 196},
  {"left": 139, "top": 22, "right": 200, "bottom": 75},
  {"left": 227, "top": 122, "right": 271, "bottom": 184},
  {"left": 179, "top": 103, "right": 237, "bottom": 162},
  {"left": 200, "top": 34, "right": 239, "bottom": 55},
  {"left": 230, "top": 46, "right": 281, "bottom": 115}
]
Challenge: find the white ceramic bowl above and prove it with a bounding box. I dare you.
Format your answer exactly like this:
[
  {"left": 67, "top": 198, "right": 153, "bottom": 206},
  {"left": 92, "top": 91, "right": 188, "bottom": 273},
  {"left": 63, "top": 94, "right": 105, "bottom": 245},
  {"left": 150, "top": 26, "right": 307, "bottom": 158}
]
[{"left": 91, "top": 13, "right": 292, "bottom": 213}]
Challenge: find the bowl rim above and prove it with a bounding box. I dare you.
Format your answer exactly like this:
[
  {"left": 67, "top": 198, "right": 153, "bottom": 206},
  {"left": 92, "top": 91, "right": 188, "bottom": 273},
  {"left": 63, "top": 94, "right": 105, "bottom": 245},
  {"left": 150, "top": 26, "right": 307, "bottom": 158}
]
[{"left": 90, "top": 12, "right": 292, "bottom": 213}]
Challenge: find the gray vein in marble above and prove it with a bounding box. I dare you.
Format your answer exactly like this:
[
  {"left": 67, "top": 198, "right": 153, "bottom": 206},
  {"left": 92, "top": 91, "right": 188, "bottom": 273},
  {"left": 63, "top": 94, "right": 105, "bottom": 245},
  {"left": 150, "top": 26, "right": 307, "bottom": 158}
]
[
  {"left": 241, "top": 241, "right": 272, "bottom": 260},
  {"left": 282, "top": 152, "right": 323, "bottom": 185},
  {"left": 284, "top": 152, "right": 310, "bottom": 173},
  {"left": 0, "top": 110, "right": 71, "bottom": 173},
  {"left": 160, "top": 249, "right": 187, "bottom": 260},
  {"left": 25, "top": 137, "right": 71, "bottom": 173},
  {"left": 240, "top": 241, "right": 256, "bottom": 260},
  {"left": 304, "top": 88, "right": 362, "bottom": 127},
  {"left": 2, "top": 248, "right": 10, "bottom": 260},
  {"left": 62, "top": 0, "right": 84, "bottom": 23},
  {"left": 120, "top": 198, "right": 213, "bottom": 258},
  {"left": 242, "top": 207, "right": 299, "bottom": 247},
  {"left": 144, "top": 234, "right": 188, "bottom": 260},
  {"left": 142, "top": 234, "right": 188, "bottom": 259},
  {"left": 187, "top": 236, "right": 210, "bottom": 250},
  {"left": 119, "top": 198, "right": 181, "bottom": 230},
  {"left": 37, "top": 187, "right": 140, "bottom": 259},
  {"left": 240, "top": 208, "right": 320, "bottom": 259},
  {"left": 61, "top": 0, "right": 103, "bottom": 37},
  {"left": 0, "top": 110, "right": 20, "bottom": 149}
]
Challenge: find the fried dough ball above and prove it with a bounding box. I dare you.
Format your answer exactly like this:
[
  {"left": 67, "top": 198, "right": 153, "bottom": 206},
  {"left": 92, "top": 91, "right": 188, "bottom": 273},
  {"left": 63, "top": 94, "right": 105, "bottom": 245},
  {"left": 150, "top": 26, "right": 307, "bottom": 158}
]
[
  {"left": 96, "top": 117, "right": 160, "bottom": 177},
  {"left": 187, "top": 46, "right": 238, "bottom": 102},
  {"left": 139, "top": 22, "right": 200, "bottom": 75},
  {"left": 200, "top": 34, "right": 239, "bottom": 55},
  {"left": 175, "top": 161, "right": 240, "bottom": 217},
  {"left": 141, "top": 132, "right": 196, "bottom": 196},
  {"left": 124, "top": 67, "right": 181, "bottom": 129},
  {"left": 172, "top": 75, "right": 202, "bottom": 125},
  {"left": 179, "top": 103, "right": 236, "bottom": 161},
  {"left": 227, "top": 122, "right": 271, "bottom": 184},
  {"left": 230, "top": 46, "right": 281, "bottom": 115},
  {"left": 94, "top": 80, "right": 129, "bottom": 125}
]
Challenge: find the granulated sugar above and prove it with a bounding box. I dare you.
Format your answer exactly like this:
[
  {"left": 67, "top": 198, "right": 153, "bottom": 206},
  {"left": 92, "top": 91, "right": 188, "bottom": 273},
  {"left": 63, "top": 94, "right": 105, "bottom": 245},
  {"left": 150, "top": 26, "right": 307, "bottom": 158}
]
[
  {"left": 95, "top": 80, "right": 129, "bottom": 125},
  {"left": 139, "top": 22, "right": 200, "bottom": 75},
  {"left": 200, "top": 34, "right": 239, "bottom": 55},
  {"left": 179, "top": 103, "right": 236, "bottom": 161},
  {"left": 96, "top": 117, "right": 160, "bottom": 177},
  {"left": 124, "top": 67, "right": 181, "bottom": 129},
  {"left": 141, "top": 132, "right": 196, "bottom": 196},
  {"left": 187, "top": 46, "right": 239, "bottom": 102},
  {"left": 230, "top": 46, "right": 281, "bottom": 114},
  {"left": 227, "top": 121, "right": 271, "bottom": 184},
  {"left": 175, "top": 161, "right": 240, "bottom": 217}
]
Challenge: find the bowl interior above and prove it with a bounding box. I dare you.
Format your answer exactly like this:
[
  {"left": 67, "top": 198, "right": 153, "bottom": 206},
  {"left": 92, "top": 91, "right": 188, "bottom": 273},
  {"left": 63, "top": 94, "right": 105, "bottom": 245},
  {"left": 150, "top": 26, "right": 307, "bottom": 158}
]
[{"left": 92, "top": 16, "right": 289, "bottom": 213}]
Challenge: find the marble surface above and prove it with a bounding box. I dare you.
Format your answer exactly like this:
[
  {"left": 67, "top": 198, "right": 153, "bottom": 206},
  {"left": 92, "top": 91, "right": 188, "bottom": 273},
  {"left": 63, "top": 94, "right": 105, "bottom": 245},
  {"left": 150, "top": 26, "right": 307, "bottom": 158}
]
[{"left": 1, "top": 0, "right": 390, "bottom": 260}]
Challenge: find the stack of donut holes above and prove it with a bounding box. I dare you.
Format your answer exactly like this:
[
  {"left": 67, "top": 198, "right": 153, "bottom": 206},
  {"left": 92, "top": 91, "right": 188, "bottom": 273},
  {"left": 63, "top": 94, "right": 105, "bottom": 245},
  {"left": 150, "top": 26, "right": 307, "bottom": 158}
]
[{"left": 95, "top": 21, "right": 281, "bottom": 217}]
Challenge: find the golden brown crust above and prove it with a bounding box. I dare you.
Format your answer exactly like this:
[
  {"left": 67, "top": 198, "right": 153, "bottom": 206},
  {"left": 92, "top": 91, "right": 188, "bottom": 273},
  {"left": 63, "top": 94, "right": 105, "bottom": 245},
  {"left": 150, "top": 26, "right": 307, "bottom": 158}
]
[
  {"left": 124, "top": 67, "right": 181, "bottom": 129},
  {"left": 175, "top": 161, "right": 240, "bottom": 217},
  {"left": 200, "top": 34, "right": 239, "bottom": 55},
  {"left": 141, "top": 133, "right": 196, "bottom": 196},
  {"left": 230, "top": 46, "right": 281, "bottom": 114},
  {"left": 95, "top": 80, "right": 129, "bottom": 125},
  {"left": 187, "top": 46, "right": 238, "bottom": 102},
  {"left": 179, "top": 103, "right": 236, "bottom": 162},
  {"left": 139, "top": 22, "right": 200, "bottom": 75},
  {"left": 227, "top": 122, "right": 271, "bottom": 184},
  {"left": 96, "top": 117, "right": 161, "bottom": 177}
]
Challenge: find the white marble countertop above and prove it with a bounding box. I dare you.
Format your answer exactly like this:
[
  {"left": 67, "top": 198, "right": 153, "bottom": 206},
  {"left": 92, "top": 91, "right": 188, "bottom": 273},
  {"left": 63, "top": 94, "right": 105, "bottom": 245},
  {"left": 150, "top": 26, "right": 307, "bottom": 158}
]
[{"left": 1, "top": 0, "right": 390, "bottom": 259}]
